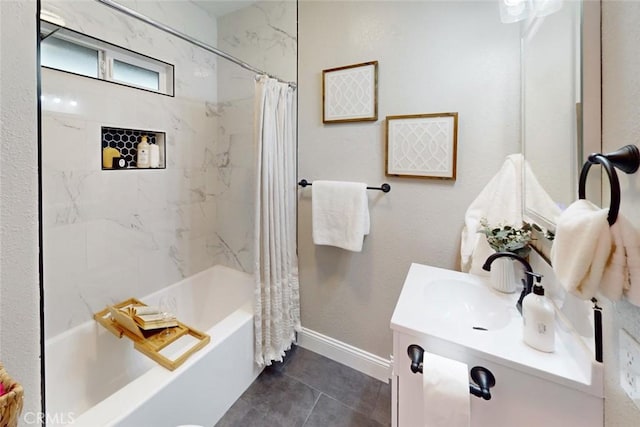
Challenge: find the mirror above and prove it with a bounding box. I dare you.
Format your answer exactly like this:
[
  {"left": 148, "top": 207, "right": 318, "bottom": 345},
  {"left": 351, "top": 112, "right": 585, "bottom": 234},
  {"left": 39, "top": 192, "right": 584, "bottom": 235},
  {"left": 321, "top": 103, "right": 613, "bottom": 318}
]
[{"left": 522, "top": 0, "right": 601, "bottom": 232}]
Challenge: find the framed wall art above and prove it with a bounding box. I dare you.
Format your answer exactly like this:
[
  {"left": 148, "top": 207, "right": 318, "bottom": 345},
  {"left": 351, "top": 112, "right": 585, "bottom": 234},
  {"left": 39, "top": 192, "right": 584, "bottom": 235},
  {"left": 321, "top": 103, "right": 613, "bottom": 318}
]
[
  {"left": 322, "top": 61, "right": 378, "bottom": 123},
  {"left": 385, "top": 112, "right": 459, "bottom": 180}
]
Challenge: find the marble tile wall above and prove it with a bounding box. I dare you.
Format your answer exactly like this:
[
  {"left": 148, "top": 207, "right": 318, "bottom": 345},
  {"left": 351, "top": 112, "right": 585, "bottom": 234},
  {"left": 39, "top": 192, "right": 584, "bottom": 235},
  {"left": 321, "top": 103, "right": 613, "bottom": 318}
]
[
  {"left": 217, "top": 0, "right": 297, "bottom": 95},
  {"left": 42, "top": 0, "right": 220, "bottom": 339},
  {"left": 213, "top": 0, "right": 298, "bottom": 274},
  {"left": 42, "top": 0, "right": 297, "bottom": 339}
]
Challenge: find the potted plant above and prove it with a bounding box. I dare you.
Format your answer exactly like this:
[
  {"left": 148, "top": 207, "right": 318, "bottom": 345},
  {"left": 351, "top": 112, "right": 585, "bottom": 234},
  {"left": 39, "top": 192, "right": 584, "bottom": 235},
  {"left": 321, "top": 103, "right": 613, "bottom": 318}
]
[{"left": 478, "top": 218, "right": 533, "bottom": 257}]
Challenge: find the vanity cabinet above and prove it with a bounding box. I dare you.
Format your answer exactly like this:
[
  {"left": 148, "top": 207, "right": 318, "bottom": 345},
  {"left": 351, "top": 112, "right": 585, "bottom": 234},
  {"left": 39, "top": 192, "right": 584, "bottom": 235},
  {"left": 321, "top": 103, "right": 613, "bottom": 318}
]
[
  {"left": 390, "top": 263, "right": 603, "bottom": 427},
  {"left": 392, "top": 332, "right": 602, "bottom": 426}
]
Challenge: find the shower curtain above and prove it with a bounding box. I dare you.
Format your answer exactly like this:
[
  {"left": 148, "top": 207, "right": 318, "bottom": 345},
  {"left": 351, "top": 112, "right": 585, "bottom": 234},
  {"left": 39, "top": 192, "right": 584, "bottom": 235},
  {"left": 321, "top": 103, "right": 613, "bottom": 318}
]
[{"left": 253, "top": 75, "right": 300, "bottom": 366}]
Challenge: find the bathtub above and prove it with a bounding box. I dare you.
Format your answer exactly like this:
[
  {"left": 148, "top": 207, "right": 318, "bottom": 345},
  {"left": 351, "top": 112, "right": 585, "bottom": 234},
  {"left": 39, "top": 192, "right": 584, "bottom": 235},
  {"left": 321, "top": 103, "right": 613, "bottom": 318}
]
[{"left": 45, "top": 265, "right": 262, "bottom": 427}]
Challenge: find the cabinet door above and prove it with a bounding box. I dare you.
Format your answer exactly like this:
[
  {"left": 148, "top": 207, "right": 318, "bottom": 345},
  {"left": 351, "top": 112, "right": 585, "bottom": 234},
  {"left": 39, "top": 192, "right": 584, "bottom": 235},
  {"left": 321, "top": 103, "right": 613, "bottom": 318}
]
[{"left": 394, "top": 333, "right": 602, "bottom": 427}]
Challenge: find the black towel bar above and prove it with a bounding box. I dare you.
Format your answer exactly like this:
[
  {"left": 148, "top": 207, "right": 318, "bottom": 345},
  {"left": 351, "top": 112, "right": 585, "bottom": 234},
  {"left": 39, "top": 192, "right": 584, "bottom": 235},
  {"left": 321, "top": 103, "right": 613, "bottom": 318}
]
[
  {"left": 578, "top": 144, "right": 639, "bottom": 226},
  {"left": 407, "top": 344, "right": 496, "bottom": 400},
  {"left": 298, "top": 179, "right": 391, "bottom": 193}
]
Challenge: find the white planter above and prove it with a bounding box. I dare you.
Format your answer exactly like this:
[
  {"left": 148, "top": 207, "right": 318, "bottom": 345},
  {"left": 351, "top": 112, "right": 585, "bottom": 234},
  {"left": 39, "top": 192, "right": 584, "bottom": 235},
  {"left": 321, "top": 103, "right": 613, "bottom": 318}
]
[{"left": 490, "top": 256, "right": 518, "bottom": 293}]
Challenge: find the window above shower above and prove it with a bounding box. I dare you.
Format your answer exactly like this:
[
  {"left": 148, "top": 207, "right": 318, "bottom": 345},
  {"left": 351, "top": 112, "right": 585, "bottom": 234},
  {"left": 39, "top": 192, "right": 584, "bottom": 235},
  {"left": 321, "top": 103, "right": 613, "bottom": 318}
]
[{"left": 40, "top": 20, "right": 174, "bottom": 96}]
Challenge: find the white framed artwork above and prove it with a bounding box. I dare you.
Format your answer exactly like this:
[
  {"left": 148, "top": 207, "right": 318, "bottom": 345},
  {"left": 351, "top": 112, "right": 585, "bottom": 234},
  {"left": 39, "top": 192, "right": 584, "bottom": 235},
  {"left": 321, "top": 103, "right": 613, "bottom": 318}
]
[
  {"left": 385, "top": 113, "right": 459, "bottom": 180},
  {"left": 322, "top": 61, "right": 378, "bottom": 123}
]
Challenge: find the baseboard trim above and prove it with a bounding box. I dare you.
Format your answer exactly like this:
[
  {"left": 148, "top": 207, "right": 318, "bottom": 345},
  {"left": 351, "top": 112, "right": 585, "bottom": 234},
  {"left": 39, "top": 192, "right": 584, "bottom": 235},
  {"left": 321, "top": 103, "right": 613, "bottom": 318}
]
[{"left": 297, "top": 327, "right": 391, "bottom": 383}]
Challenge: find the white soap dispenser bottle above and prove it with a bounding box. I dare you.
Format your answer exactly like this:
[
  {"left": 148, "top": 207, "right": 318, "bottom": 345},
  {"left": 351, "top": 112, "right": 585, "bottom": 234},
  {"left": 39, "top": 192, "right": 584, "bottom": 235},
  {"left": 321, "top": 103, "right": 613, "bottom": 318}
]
[
  {"left": 137, "top": 135, "right": 150, "bottom": 168},
  {"left": 149, "top": 139, "right": 160, "bottom": 168},
  {"left": 522, "top": 275, "right": 555, "bottom": 352}
]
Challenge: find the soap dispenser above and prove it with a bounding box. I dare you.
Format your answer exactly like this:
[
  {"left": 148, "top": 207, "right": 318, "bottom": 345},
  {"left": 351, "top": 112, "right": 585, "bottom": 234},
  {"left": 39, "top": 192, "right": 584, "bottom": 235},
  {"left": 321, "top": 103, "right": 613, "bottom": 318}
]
[
  {"left": 522, "top": 273, "right": 555, "bottom": 352},
  {"left": 137, "top": 135, "right": 150, "bottom": 168}
]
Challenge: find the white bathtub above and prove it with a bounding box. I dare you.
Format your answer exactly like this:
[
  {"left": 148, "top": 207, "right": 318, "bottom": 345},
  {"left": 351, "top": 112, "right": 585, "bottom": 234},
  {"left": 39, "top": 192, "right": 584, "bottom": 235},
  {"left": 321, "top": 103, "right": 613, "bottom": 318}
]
[{"left": 45, "top": 265, "right": 261, "bottom": 427}]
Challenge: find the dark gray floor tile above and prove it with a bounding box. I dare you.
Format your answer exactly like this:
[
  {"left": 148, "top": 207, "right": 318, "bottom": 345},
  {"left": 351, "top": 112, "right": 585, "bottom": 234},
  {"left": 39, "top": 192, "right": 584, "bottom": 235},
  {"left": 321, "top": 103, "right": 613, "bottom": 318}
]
[
  {"left": 266, "top": 345, "right": 299, "bottom": 374},
  {"left": 215, "top": 398, "right": 266, "bottom": 427},
  {"left": 216, "top": 369, "right": 320, "bottom": 427},
  {"left": 283, "top": 347, "right": 382, "bottom": 415},
  {"left": 303, "top": 394, "right": 385, "bottom": 427},
  {"left": 370, "top": 381, "right": 392, "bottom": 426}
]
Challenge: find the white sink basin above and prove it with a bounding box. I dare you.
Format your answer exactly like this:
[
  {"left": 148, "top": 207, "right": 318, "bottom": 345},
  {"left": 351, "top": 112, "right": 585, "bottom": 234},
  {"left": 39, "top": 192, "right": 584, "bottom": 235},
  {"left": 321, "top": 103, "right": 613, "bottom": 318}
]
[{"left": 422, "top": 278, "right": 511, "bottom": 331}]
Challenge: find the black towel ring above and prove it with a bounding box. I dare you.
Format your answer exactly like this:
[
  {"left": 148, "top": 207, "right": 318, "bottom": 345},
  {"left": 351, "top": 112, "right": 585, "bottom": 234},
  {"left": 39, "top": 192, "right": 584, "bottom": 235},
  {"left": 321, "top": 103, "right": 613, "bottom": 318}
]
[{"left": 578, "top": 145, "right": 640, "bottom": 226}]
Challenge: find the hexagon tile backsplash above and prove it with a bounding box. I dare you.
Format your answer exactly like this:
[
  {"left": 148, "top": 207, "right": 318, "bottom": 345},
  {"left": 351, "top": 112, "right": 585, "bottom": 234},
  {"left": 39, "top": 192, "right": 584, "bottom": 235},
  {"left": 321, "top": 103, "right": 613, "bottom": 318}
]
[{"left": 101, "top": 126, "right": 165, "bottom": 169}]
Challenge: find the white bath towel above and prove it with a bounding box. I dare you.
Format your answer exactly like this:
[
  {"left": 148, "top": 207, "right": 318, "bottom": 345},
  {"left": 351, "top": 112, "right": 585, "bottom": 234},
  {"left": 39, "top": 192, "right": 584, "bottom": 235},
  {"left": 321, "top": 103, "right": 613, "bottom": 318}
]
[
  {"left": 461, "top": 154, "right": 561, "bottom": 275},
  {"left": 312, "top": 180, "right": 369, "bottom": 252},
  {"left": 551, "top": 199, "right": 612, "bottom": 300}
]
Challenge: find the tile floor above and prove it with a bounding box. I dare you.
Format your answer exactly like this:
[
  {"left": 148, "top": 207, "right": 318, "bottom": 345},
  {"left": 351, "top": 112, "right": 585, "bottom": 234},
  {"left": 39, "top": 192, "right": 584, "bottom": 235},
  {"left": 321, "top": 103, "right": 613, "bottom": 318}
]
[{"left": 216, "top": 346, "right": 391, "bottom": 427}]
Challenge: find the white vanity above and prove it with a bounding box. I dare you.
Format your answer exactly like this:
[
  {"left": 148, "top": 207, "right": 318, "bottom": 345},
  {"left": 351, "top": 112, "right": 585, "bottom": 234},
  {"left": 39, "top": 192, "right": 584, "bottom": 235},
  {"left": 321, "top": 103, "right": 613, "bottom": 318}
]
[{"left": 390, "top": 263, "right": 603, "bottom": 427}]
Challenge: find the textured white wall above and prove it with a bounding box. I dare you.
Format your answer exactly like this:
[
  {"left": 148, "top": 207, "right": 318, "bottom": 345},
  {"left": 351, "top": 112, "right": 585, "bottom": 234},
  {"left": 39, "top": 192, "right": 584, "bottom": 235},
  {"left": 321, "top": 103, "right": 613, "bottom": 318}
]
[
  {"left": 0, "top": 0, "right": 42, "bottom": 424},
  {"left": 298, "top": 1, "right": 520, "bottom": 358},
  {"left": 602, "top": 1, "right": 640, "bottom": 425}
]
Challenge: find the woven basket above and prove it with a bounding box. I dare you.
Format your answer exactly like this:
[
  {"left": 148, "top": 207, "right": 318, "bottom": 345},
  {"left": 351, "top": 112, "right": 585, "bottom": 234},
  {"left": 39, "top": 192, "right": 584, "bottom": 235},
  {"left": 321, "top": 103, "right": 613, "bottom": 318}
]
[{"left": 0, "top": 364, "right": 24, "bottom": 427}]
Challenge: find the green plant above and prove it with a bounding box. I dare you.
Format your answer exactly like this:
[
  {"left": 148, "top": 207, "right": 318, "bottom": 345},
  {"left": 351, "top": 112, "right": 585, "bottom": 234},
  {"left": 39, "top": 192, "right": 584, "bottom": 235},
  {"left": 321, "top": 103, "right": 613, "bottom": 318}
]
[{"left": 478, "top": 218, "right": 533, "bottom": 257}]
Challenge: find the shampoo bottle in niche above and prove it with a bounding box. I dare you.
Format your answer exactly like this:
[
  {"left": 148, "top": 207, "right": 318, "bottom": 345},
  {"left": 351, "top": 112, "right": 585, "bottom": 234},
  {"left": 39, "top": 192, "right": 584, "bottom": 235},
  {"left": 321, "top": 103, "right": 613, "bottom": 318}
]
[
  {"left": 149, "top": 139, "right": 160, "bottom": 168},
  {"left": 137, "top": 135, "right": 150, "bottom": 168},
  {"left": 522, "top": 274, "right": 555, "bottom": 352}
]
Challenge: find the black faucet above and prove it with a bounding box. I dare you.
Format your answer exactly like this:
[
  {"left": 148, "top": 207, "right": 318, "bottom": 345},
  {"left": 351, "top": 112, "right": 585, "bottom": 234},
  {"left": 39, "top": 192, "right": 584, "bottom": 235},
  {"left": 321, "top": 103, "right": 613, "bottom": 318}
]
[{"left": 482, "top": 252, "right": 542, "bottom": 314}]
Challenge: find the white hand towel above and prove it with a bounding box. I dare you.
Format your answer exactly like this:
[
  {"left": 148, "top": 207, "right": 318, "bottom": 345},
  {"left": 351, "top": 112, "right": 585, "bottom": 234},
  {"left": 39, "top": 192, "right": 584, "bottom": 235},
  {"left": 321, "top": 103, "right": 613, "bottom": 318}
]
[
  {"left": 461, "top": 155, "right": 522, "bottom": 275},
  {"left": 551, "top": 199, "right": 612, "bottom": 300},
  {"left": 621, "top": 221, "right": 640, "bottom": 306},
  {"left": 600, "top": 214, "right": 631, "bottom": 301},
  {"left": 460, "top": 154, "right": 561, "bottom": 275},
  {"left": 422, "top": 352, "right": 470, "bottom": 427},
  {"left": 312, "top": 180, "right": 369, "bottom": 252},
  {"left": 625, "top": 264, "right": 640, "bottom": 306}
]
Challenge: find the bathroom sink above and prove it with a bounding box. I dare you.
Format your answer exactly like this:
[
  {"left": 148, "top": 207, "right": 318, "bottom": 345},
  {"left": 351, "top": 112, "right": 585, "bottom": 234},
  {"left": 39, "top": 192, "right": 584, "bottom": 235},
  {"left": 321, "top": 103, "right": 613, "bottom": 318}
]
[
  {"left": 421, "top": 278, "right": 511, "bottom": 331},
  {"left": 391, "top": 263, "right": 604, "bottom": 408}
]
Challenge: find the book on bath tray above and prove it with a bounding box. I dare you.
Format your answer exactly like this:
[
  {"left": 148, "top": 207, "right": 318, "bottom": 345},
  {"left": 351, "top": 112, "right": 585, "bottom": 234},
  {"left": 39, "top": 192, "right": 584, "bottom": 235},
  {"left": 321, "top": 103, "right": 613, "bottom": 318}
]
[{"left": 124, "top": 305, "right": 178, "bottom": 330}]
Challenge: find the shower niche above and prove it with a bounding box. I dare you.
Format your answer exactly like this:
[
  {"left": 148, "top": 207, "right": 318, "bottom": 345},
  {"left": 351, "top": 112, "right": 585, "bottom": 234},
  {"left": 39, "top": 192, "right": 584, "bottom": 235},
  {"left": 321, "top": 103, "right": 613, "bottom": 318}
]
[{"left": 101, "top": 126, "right": 166, "bottom": 170}]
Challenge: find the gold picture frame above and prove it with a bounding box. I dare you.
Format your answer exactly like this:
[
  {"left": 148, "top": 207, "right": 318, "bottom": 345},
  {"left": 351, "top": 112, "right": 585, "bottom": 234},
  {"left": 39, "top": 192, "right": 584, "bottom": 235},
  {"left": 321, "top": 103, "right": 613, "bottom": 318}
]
[
  {"left": 322, "top": 61, "right": 378, "bottom": 123},
  {"left": 385, "top": 112, "right": 459, "bottom": 180}
]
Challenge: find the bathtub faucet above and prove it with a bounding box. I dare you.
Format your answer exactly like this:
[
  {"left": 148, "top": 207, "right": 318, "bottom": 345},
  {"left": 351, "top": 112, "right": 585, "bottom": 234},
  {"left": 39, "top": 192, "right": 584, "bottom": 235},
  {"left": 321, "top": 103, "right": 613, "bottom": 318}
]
[{"left": 482, "top": 252, "right": 541, "bottom": 314}]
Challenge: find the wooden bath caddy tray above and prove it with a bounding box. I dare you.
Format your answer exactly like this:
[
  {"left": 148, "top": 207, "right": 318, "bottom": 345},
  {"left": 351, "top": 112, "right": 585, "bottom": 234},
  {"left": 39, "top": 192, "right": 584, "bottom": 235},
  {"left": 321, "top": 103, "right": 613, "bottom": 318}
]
[{"left": 94, "top": 298, "right": 210, "bottom": 371}]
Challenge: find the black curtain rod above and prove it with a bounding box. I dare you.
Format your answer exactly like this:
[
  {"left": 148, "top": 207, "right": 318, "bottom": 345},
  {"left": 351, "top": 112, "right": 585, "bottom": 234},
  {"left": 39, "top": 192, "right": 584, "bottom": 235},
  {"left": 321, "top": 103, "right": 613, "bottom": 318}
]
[{"left": 298, "top": 179, "right": 390, "bottom": 193}]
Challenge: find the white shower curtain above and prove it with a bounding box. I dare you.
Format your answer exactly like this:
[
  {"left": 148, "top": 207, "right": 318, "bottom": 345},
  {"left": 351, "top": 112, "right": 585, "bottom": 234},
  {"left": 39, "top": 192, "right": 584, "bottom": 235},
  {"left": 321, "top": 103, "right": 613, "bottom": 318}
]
[{"left": 253, "top": 75, "right": 300, "bottom": 366}]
